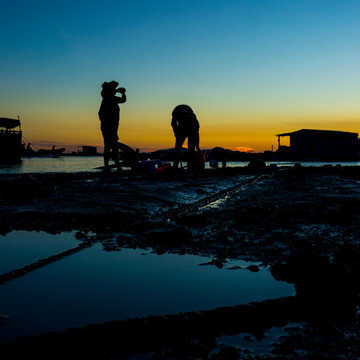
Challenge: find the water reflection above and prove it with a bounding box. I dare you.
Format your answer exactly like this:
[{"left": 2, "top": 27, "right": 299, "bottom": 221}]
[
  {"left": 0, "top": 232, "right": 294, "bottom": 343},
  {"left": 0, "top": 156, "right": 105, "bottom": 174},
  {"left": 0, "top": 231, "right": 79, "bottom": 273},
  {"left": 0, "top": 162, "right": 23, "bottom": 174},
  {"left": 1, "top": 156, "right": 360, "bottom": 175},
  {"left": 213, "top": 323, "right": 298, "bottom": 356}
]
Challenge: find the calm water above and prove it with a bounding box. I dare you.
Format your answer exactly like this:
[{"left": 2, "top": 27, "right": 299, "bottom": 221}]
[
  {"left": 0, "top": 156, "right": 104, "bottom": 174},
  {"left": 0, "top": 231, "right": 294, "bottom": 342},
  {"left": 0, "top": 156, "right": 359, "bottom": 174}
]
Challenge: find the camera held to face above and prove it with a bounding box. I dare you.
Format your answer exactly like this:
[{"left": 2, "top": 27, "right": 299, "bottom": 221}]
[{"left": 117, "top": 87, "right": 126, "bottom": 94}]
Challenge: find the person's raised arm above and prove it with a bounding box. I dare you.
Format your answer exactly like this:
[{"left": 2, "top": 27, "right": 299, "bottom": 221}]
[{"left": 116, "top": 88, "right": 127, "bottom": 103}]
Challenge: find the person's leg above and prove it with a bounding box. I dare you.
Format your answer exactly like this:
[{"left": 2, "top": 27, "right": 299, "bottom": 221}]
[
  {"left": 187, "top": 133, "right": 197, "bottom": 171},
  {"left": 102, "top": 127, "right": 112, "bottom": 172},
  {"left": 103, "top": 143, "right": 111, "bottom": 172},
  {"left": 174, "top": 134, "right": 186, "bottom": 169},
  {"left": 111, "top": 142, "right": 122, "bottom": 172},
  {"left": 194, "top": 132, "right": 200, "bottom": 152}
]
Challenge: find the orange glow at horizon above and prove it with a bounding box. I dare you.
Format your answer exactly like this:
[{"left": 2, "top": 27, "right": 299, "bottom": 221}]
[
  {"left": 19, "top": 108, "right": 360, "bottom": 154},
  {"left": 232, "top": 146, "right": 255, "bottom": 153}
]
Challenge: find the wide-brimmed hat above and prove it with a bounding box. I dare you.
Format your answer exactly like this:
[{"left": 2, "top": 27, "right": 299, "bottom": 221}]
[{"left": 102, "top": 80, "right": 119, "bottom": 89}]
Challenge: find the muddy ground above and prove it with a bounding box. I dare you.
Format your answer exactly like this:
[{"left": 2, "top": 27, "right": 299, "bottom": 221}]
[{"left": 0, "top": 165, "right": 360, "bottom": 359}]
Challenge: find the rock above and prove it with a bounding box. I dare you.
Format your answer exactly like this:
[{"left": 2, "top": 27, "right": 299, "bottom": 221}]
[
  {"left": 247, "top": 157, "right": 266, "bottom": 172},
  {"left": 246, "top": 265, "right": 259, "bottom": 272},
  {"left": 146, "top": 226, "right": 193, "bottom": 246},
  {"left": 271, "top": 252, "right": 358, "bottom": 321},
  {"left": 3, "top": 174, "right": 42, "bottom": 202},
  {"left": 199, "top": 258, "right": 226, "bottom": 268}
]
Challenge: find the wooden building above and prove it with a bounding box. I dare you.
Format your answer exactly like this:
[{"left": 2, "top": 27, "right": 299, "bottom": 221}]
[
  {"left": 276, "top": 129, "right": 358, "bottom": 160},
  {"left": 0, "top": 117, "right": 22, "bottom": 162}
]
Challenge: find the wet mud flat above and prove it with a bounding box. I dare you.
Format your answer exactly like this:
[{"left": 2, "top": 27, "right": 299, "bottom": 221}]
[{"left": 1, "top": 166, "right": 360, "bottom": 359}]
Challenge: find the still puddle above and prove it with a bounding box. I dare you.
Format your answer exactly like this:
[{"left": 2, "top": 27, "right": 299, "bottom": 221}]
[
  {"left": 0, "top": 231, "right": 294, "bottom": 343},
  {"left": 212, "top": 323, "right": 299, "bottom": 356},
  {"left": 0, "top": 231, "right": 79, "bottom": 273}
]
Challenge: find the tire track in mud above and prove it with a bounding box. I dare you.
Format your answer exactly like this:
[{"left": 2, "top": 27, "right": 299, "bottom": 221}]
[
  {"left": 0, "top": 241, "right": 94, "bottom": 285},
  {"left": 0, "top": 173, "right": 266, "bottom": 284},
  {"left": 152, "top": 173, "right": 266, "bottom": 221}
]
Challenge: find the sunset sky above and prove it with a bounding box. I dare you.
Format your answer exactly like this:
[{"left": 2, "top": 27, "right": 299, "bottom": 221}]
[{"left": 1, "top": 0, "right": 360, "bottom": 153}]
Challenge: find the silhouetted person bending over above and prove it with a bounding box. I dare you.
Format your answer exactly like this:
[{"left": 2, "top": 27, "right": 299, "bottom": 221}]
[
  {"left": 171, "top": 104, "right": 200, "bottom": 170},
  {"left": 98, "top": 81, "right": 126, "bottom": 173}
]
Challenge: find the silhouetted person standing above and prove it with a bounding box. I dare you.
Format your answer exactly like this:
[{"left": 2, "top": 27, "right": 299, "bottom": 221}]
[
  {"left": 171, "top": 104, "right": 200, "bottom": 170},
  {"left": 98, "top": 81, "right": 126, "bottom": 173}
]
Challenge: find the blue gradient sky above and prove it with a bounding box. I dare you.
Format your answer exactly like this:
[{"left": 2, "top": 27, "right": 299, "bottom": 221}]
[{"left": 1, "top": 0, "right": 360, "bottom": 152}]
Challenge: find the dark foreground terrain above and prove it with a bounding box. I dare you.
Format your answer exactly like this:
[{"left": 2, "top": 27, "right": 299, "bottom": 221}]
[{"left": 0, "top": 165, "right": 360, "bottom": 359}]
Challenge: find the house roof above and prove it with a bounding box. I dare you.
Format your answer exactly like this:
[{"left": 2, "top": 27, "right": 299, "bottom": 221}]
[
  {"left": 276, "top": 129, "right": 358, "bottom": 138},
  {"left": 0, "top": 118, "right": 21, "bottom": 129}
]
